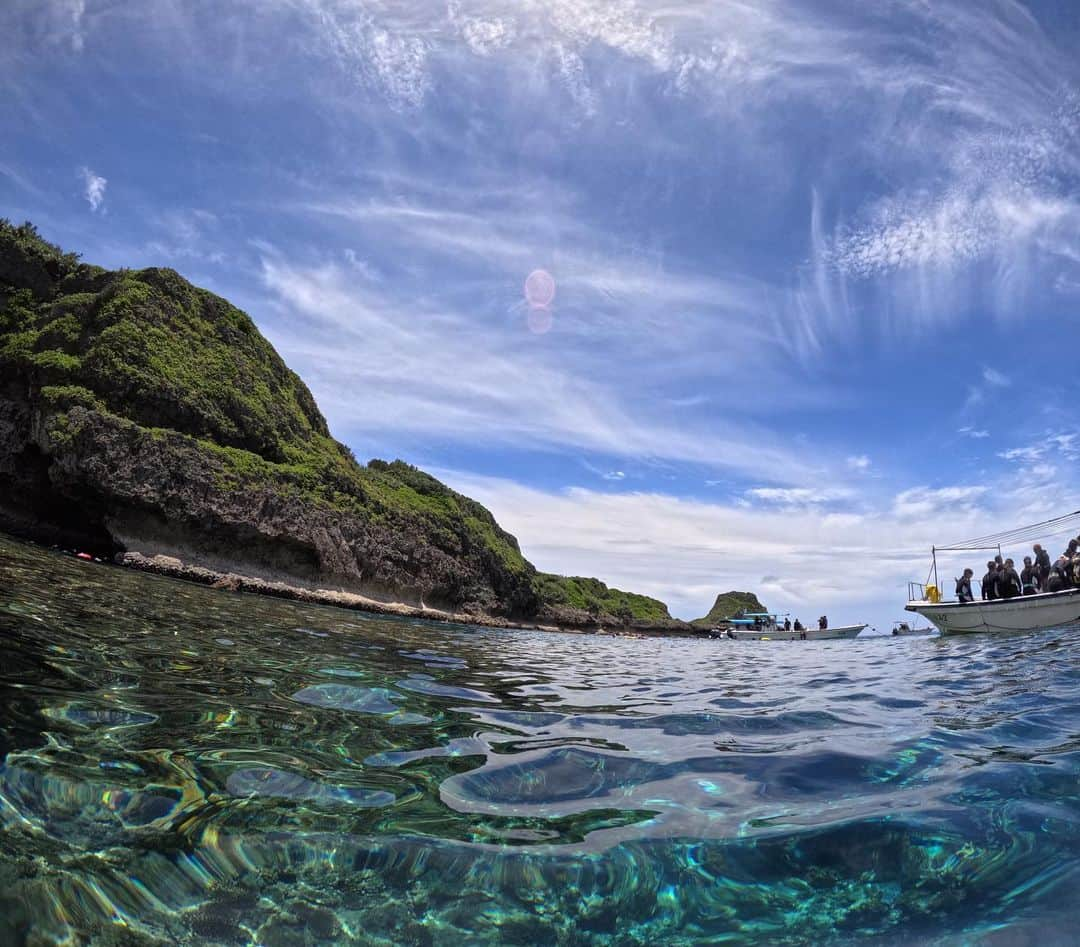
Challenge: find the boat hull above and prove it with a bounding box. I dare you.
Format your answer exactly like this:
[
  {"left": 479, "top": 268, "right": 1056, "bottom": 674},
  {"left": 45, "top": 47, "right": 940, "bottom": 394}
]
[
  {"left": 723, "top": 624, "right": 866, "bottom": 641},
  {"left": 906, "top": 588, "right": 1080, "bottom": 635}
]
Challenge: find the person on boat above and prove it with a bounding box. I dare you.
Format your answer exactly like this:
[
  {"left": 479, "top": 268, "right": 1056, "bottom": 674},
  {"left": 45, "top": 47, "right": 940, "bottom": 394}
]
[
  {"left": 1046, "top": 558, "right": 1070, "bottom": 592},
  {"left": 955, "top": 568, "right": 974, "bottom": 603},
  {"left": 1033, "top": 544, "right": 1052, "bottom": 585},
  {"left": 1020, "top": 557, "right": 1041, "bottom": 595},
  {"left": 784, "top": 617, "right": 791, "bottom": 631},
  {"left": 793, "top": 618, "right": 804, "bottom": 631},
  {"left": 981, "top": 561, "right": 1000, "bottom": 600},
  {"left": 818, "top": 615, "right": 828, "bottom": 630},
  {"left": 998, "top": 559, "right": 1022, "bottom": 599}
]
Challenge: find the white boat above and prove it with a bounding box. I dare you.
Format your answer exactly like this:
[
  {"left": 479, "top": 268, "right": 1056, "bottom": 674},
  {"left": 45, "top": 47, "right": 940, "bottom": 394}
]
[
  {"left": 906, "top": 588, "right": 1080, "bottom": 635},
  {"left": 891, "top": 621, "right": 936, "bottom": 637},
  {"left": 905, "top": 510, "right": 1080, "bottom": 635},
  {"left": 723, "top": 624, "right": 867, "bottom": 641},
  {"left": 711, "top": 612, "right": 867, "bottom": 641}
]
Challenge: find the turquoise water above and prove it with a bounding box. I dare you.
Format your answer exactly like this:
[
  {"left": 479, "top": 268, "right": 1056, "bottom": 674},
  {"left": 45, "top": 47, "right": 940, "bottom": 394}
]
[{"left": 1, "top": 535, "right": 1079, "bottom": 945}]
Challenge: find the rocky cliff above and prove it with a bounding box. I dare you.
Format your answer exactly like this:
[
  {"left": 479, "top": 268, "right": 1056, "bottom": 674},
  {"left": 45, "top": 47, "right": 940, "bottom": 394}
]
[
  {"left": 692, "top": 591, "right": 767, "bottom": 627},
  {"left": 0, "top": 221, "right": 679, "bottom": 627}
]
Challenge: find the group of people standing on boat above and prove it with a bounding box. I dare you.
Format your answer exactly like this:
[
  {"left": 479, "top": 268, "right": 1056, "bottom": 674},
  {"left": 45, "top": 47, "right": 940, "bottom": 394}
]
[{"left": 954, "top": 537, "right": 1080, "bottom": 602}]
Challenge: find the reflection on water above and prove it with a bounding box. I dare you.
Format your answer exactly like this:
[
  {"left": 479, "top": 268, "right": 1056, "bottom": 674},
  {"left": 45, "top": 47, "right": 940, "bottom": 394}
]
[{"left": 1, "top": 534, "right": 1079, "bottom": 945}]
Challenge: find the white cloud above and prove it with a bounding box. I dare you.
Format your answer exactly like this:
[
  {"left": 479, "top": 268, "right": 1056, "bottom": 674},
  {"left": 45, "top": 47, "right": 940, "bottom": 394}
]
[
  {"left": 891, "top": 486, "right": 987, "bottom": 521},
  {"left": 829, "top": 190, "right": 996, "bottom": 279},
  {"left": 79, "top": 166, "right": 106, "bottom": 211},
  {"left": 958, "top": 427, "right": 990, "bottom": 439},
  {"left": 1055, "top": 273, "right": 1080, "bottom": 295},
  {"left": 982, "top": 367, "right": 1011, "bottom": 387},
  {"left": 999, "top": 432, "right": 1080, "bottom": 465},
  {"left": 1049, "top": 433, "right": 1080, "bottom": 460},
  {"left": 63, "top": 0, "right": 86, "bottom": 51},
  {"left": 458, "top": 17, "right": 514, "bottom": 56},
  {"left": 846, "top": 454, "right": 871, "bottom": 471},
  {"left": 17, "top": 0, "right": 88, "bottom": 52},
  {"left": 745, "top": 487, "right": 851, "bottom": 507},
  {"left": 998, "top": 446, "right": 1043, "bottom": 464},
  {"left": 668, "top": 394, "right": 709, "bottom": 408}
]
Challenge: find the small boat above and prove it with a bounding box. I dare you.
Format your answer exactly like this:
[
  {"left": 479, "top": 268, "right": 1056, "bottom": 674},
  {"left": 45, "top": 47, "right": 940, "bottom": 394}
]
[
  {"left": 905, "top": 510, "right": 1080, "bottom": 635},
  {"left": 712, "top": 613, "right": 867, "bottom": 641},
  {"left": 891, "top": 621, "right": 935, "bottom": 637}
]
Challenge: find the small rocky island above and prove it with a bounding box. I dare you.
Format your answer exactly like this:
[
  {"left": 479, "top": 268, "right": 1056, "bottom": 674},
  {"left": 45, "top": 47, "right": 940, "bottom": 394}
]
[{"left": 0, "top": 221, "right": 755, "bottom": 633}]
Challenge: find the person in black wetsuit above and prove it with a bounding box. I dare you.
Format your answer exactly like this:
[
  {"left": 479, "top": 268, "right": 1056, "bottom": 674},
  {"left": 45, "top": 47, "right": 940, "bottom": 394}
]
[
  {"left": 793, "top": 619, "right": 803, "bottom": 631},
  {"left": 784, "top": 618, "right": 791, "bottom": 631},
  {"left": 818, "top": 615, "right": 828, "bottom": 630},
  {"left": 1058, "top": 539, "right": 1075, "bottom": 570},
  {"left": 998, "top": 559, "right": 1022, "bottom": 599},
  {"left": 955, "top": 568, "right": 974, "bottom": 603},
  {"left": 1033, "top": 544, "right": 1052, "bottom": 586},
  {"left": 981, "top": 561, "right": 999, "bottom": 600},
  {"left": 1047, "top": 558, "right": 1070, "bottom": 592},
  {"left": 1020, "top": 557, "right": 1041, "bottom": 595}
]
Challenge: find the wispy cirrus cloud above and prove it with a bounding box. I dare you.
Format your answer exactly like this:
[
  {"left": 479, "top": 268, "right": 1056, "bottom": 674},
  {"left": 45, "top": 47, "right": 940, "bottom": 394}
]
[
  {"left": 255, "top": 251, "right": 846, "bottom": 485},
  {"left": 279, "top": 177, "right": 851, "bottom": 424},
  {"left": 998, "top": 432, "right": 1080, "bottom": 468}
]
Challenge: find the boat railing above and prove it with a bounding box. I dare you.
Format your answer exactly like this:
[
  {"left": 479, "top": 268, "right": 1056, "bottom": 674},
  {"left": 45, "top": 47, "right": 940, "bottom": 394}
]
[{"left": 907, "top": 581, "right": 927, "bottom": 602}]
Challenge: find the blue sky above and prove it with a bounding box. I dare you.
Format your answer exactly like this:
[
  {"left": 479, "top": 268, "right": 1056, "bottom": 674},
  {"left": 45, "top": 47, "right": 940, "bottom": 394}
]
[{"left": 3, "top": 0, "right": 1080, "bottom": 627}]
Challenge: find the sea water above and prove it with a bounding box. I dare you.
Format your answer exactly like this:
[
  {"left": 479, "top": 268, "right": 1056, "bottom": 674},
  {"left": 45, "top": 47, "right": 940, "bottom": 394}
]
[{"left": 1, "top": 534, "right": 1078, "bottom": 945}]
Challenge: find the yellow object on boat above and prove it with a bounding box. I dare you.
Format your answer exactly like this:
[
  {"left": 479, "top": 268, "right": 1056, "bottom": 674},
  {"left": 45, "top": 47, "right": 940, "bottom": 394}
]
[{"left": 925, "top": 585, "right": 941, "bottom": 603}]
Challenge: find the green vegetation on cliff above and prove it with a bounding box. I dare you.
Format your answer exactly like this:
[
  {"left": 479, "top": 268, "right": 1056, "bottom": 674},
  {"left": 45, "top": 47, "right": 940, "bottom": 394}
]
[
  {"left": 692, "top": 591, "right": 767, "bottom": 627},
  {"left": 0, "top": 221, "right": 671, "bottom": 624},
  {"left": 533, "top": 573, "right": 672, "bottom": 624}
]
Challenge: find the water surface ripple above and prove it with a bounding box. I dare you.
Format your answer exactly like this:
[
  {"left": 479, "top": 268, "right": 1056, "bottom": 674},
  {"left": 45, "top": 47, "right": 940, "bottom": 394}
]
[{"left": 1, "top": 536, "right": 1079, "bottom": 944}]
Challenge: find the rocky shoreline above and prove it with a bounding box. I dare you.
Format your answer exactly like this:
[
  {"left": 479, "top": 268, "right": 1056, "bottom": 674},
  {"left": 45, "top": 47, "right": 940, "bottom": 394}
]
[{"left": 110, "top": 548, "right": 695, "bottom": 638}]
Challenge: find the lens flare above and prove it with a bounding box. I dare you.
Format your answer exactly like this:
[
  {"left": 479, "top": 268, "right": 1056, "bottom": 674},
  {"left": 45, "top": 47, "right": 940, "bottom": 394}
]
[
  {"left": 527, "top": 306, "right": 553, "bottom": 335},
  {"left": 524, "top": 269, "right": 556, "bottom": 308}
]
